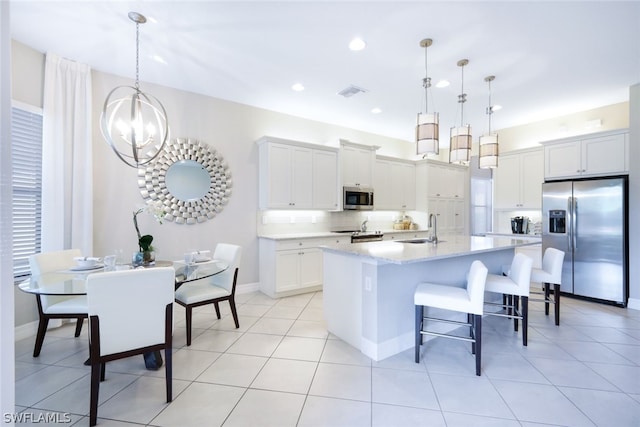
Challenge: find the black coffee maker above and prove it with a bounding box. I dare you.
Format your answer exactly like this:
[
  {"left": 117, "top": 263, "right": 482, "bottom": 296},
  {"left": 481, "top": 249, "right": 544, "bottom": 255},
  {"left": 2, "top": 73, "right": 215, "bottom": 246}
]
[{"left": 511, "top": 216, "right": 529, "bottom": 234}]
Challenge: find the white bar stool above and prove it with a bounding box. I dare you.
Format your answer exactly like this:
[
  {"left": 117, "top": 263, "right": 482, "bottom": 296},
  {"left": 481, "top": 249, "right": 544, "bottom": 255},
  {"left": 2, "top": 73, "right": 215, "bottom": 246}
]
[
  {"left": 531, "top": 248, "right": 565, "bottom": 326},
  {"left": 414, "top": 260, "right": 488, "bottom": 376},
  {"left": 484, "top": 253, "right": 533, "bottom": 346}
]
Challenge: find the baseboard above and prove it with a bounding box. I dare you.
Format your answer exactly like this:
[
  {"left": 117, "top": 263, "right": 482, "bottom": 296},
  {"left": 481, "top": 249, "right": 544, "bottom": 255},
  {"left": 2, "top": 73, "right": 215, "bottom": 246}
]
[
  {"left": 237, "top": 281, "right": 260, "bottom": 294},
  {"left": 627, "top": 297, "right": 640, "bottom": 311},
  {"left": 14, "top": 320, "right": 38, "bottom": 342}
]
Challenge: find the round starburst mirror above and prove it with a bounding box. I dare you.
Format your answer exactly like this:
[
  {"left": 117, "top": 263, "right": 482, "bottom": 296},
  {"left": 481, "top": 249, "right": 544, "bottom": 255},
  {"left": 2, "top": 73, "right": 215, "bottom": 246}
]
[{"left": 138, "top": 138, "right": 232, "bottom": 224}]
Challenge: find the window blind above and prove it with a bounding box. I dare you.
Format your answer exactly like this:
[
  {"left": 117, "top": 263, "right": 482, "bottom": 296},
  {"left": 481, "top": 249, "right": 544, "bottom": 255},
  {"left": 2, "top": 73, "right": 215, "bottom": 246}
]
[{"left": 11, "top": 106, "right": 43, "bottom": 279}]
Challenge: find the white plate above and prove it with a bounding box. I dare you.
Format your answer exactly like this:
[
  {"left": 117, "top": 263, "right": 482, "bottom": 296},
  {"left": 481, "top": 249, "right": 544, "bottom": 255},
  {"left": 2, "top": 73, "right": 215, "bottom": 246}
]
[{"left": 69, "top": 264, "right": 104, "bottom": 271}]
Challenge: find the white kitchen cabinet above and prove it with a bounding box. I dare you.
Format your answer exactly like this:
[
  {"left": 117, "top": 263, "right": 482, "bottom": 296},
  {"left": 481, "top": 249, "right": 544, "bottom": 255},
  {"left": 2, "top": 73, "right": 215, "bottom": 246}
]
[
  {"left": 257, "top": 136, "right": 339, "bottom": 210},
  {"left": 383, "top": 231, "right": 430, "bottom": 241},
  {"left": 259, "top": 236, "right": 351, "bottom": 298},
  {"left": 313, "top": 149, "right": 339, "bottom": 209},
  {"left": 542, "top": 129, "right": 628, "bottom": 180},
  {"left": 340, "top": 140, "right": 378, "bottom": 188},
  {"left": 415, "top": 159, "right": 468, "bottom": 235},
  {"left": 494, "top": 148, "right": 543, "bottom": 210},
  {"left": 374, "top": 156, "right": 415, "bottom": 210}
]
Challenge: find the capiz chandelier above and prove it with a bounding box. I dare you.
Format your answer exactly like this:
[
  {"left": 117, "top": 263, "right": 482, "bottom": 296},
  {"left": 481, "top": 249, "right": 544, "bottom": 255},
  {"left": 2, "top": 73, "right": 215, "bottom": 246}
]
[
  {"left": 100, "top": 12, "right": 169, "bottom": 168},
  {"left": 415, "top": 38, "right": 439, "bottom": 156},
  {"left": 449, "top": 59, "right": 471, "bottom": 164}
]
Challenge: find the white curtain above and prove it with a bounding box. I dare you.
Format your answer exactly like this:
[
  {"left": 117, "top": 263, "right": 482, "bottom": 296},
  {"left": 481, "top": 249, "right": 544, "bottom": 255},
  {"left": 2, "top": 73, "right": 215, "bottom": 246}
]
[{"left": 42, "top": 53, "right": 93, "bottom": 254}]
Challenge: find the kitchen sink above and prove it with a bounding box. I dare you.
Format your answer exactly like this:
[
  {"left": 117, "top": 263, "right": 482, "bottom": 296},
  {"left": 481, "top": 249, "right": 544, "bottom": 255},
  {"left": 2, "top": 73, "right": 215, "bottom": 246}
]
[{"left": 401, "top": 238, "right": 445, "bottom": 244}]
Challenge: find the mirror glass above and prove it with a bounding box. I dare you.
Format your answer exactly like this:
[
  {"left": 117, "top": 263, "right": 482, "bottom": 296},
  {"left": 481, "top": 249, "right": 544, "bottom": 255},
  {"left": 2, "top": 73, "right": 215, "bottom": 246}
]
[
  {"left": 138, "top": 137, "right": 232, "bottom": 224},
  {"left": 165, "top": 160, "right": 211, "bottom": 201}
]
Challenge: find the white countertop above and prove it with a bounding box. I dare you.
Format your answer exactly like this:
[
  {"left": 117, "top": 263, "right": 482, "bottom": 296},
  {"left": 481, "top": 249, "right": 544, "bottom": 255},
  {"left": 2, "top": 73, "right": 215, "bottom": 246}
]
[
  {"left": 484, "top": 232, "right": 541, "bottom": 241},
  {"left": 320, "top": 235, "right": 539, "bottom": 265},
  {"left": 258, "top": 229, "right": 426, "bottom": 240}
]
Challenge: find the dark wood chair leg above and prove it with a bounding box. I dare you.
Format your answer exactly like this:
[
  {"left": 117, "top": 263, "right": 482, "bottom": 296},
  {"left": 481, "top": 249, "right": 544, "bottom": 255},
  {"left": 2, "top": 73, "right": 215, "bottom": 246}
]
[
  {"left": 214, "top": 301, "right": 221, "bottom": 319},
  {"left": 513, "top": 296, "right": 520, "bottom": 331},
  {"left": 89, "top": 363, "right": 100, "bottom": 426},
  {"left": 229, "top": 299, "right": 240, "bottom": 328},
  {"left": 474, "top": 314, "right": 482, "bottom": 376},
  {"left": 414, "top": 305, "right": 423, "bottom": 363},
  {"left": 553, "top": 284, "right": 560, "bottom": 326},
  {"left": 165, "top": 346, "right": 172, "bottom": 402},
  {"left": 522, "top": 296, "right": 528, "bottom": 346},
  {"left": 74, "top": 318, "right": 84, "bottom": 337},
  {"left": 185, "top": 306, "right": 193, "bottom": 346},
  {"left": 33, "top": 317, "right": 49, "bottom": 357},
  {"left": 470, "top": 314, "right": 476, "bottom": 355},
  {"left": 544, "top": 283, "right": 551, "bottom": 316}
]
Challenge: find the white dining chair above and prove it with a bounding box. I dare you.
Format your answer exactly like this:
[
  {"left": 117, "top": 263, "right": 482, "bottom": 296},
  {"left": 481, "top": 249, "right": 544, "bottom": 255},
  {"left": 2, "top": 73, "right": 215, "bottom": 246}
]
[
  {"left": 485, "top": 253, "right": 533, "bottom": 346},
  {"left": 415, "top": 260, "right": 488, "bottom": 376},
  {"left": 86, "top": 267, "right": 175, "bottom": 427},
  {"left": 175, "top": 243, "right": 242, "bottom": 345},
  {"left": 531, "top": 248, "right": 565, "bottom": 325},
  {"left": 28, "top": 249, "right": 88, "bottom": 357}
]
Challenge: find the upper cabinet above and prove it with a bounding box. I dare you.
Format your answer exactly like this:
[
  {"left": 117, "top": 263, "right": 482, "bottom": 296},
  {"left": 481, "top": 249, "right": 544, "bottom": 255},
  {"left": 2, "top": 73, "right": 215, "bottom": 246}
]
[
  {"left": 374, "top": 156, "right": 416, "bottom": 210},
  {"left": 340, "top": 140, "right": 378, "bottom": 188},
  {"left": 257, "top": 136, "right": 339, "bottom": 210},
  {"left": 542, "top": 129, "right": 629, "bottom": 180},
  {"left": 494, "top": 148, "right": 543, "bottom": 210}
]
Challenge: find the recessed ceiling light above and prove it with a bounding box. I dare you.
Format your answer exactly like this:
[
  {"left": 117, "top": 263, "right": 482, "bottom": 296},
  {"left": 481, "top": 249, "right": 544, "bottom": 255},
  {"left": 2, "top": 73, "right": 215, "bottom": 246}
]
[
  {"left": 435, "top": 80, "right": 450, "bottom": 88},
  {"left": 371, "top": 108, "right": 382, "bottom": 114},
  {"left": 291, "top": 83, "right": 305, "bottom": 92},
  {"left": 493, "top": 104, "right": 503, "bottom": 111},
  {"left": 349, "top": 38, "right": 366, "bottom": 51},
  {"left": 152, "top": 54, "right": 167, "bottom": 65}
]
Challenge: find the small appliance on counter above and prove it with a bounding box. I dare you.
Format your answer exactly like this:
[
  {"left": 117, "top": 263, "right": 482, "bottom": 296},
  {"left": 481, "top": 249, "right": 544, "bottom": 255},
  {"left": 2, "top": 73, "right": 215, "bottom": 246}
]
[{"left": 511, "top": 216, "right": 529, "bottom": 234}]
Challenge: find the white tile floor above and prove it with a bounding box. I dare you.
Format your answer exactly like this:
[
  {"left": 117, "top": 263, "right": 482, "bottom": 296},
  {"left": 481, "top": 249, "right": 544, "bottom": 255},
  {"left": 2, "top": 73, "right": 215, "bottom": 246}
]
[{"left": 13, "top": 290, "right": 640, "bottom": 426}]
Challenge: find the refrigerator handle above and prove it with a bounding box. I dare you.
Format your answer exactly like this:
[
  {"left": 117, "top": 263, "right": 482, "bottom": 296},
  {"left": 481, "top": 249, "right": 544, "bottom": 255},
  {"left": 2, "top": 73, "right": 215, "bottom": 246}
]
[
  {"left": 567, "top": 196, "right": 572, "bottom": 251},
  {"left": 573, "top": 197, "right": 578, "bottom": 250}
]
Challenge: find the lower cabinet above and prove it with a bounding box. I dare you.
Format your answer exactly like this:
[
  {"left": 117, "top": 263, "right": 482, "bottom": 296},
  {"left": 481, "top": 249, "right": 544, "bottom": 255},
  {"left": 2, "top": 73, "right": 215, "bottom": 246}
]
[{"left": 259, "top": 236, "right": 349, "bottom": 298}]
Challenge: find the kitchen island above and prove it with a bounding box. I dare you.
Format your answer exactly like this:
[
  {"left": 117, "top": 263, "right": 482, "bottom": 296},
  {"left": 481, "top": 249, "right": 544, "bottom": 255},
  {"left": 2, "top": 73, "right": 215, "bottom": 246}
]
[{"left": 320, "top": 235, "right": 538, "bottom": 361}]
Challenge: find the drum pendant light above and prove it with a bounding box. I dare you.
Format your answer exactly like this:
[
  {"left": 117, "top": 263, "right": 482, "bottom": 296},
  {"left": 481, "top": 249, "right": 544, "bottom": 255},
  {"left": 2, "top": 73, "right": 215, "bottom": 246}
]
[
  {"left": 100, "top": 12, "right": 169, "bottom": 168},
  {"left": 479, "top": 75, "right": 499, "bottom": 169},
  {"left": 415, "top": 38, "right": 439, "bottom": 156},
  {"left": 449, "top": 59, "right": 471, "bottom": 164}
]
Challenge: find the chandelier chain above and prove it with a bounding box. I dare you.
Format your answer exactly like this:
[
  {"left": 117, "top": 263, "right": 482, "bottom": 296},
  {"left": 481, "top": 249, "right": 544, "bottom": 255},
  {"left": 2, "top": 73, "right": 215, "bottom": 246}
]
[{"left": 135, "top": 20, "right": 140, "bottom": 91}]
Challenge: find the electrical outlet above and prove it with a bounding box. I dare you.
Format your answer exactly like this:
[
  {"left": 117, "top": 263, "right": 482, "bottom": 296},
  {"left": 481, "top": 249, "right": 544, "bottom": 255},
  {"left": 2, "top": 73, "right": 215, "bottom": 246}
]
[{"left": 364, "top": 277, "right": 372, "bottom": 291}]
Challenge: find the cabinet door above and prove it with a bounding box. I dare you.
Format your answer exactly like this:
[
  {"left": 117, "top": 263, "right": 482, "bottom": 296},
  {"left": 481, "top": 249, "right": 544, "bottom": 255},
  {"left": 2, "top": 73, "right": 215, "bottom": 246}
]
[
  {"left": 520, "top": 150, "right": 543, "bottom": 209},
  {"left": 452, "top": 199, "right": 466, "bottom": 234},
  {"left": 494, "top": 154, "right": 522, "bottom": 209},
  {"left": 299, "top": 248, "right": 323, "bottom": 288},
  {"left": 429, "top": 198, "right": 450, "bottom": 232},
  {"left": 267, "top": 144, "right": 294, "bottom": 208},
  {"left": 450, "top": 167, "right": 466, "bottom": 199},
  {"left": 342, "top": 145, "right": 373, "bottom": 187},
  {"left": 275, "top": 250, "right": 301, "bottom": 293},
  {"left": 399, "top": 162, "right": 416, "bottom": 210},
  {"left": 374, "top": 160, "right": 393, "bottom": 210},
  {"left": 545, "top": 141, "right": 581, "bottom": 179},
  {"left": 313, "top": 150, "right": 338, "bottom": 209},
  {"left": 582, "top": 133, "right": 627, "bottom": 176},
  {"left": 291, "top": 147, "right": 313, "bottom": 208},
  {"left": 427, "top": 164, "right": 446, "bottom": 197}
]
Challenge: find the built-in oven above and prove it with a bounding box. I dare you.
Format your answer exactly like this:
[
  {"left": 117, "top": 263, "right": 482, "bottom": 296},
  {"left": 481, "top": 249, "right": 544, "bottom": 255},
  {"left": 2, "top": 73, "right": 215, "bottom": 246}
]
[{"left": 343, "top": 186, "right": 374, "bottom": 210}]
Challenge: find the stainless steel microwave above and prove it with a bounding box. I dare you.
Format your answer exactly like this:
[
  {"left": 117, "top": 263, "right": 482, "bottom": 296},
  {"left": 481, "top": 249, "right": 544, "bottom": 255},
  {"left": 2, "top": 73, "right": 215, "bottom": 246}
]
[{"left": 343, "top": 186, "right": 374, "bottom": 210}]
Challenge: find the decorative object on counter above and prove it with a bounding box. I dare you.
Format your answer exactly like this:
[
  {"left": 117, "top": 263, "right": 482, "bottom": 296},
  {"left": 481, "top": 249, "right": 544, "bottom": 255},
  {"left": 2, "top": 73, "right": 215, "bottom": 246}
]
[
  {"left": 449, "top": 59, "right": 472, "bottom": 164},
  {"left": 416, "top": 38, "right": 439, "bottom": 156},
  {"left": 138, "top": 137, "right": 232, "bottom": 224},
  {"left": 133, "top": 200, "right": 165, "bottom": 266},
  {"left": 100, "top": 12, "right": 168, "bottom": 168},
  {"left": 479, "top": 75, "right": 499, "bottom": 169}
]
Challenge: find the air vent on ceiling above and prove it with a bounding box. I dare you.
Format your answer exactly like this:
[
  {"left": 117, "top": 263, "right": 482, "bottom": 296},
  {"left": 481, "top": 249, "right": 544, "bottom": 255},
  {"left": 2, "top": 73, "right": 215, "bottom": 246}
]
[{"left": 337, "top": 85, "right": 368, "bottom": 98}]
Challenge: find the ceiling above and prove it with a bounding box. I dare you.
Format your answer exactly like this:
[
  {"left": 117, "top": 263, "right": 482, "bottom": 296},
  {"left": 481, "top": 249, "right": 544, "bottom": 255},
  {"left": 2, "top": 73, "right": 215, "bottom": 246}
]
[{"left": 9, "top": 1, "right": 640, "bottom": 144}]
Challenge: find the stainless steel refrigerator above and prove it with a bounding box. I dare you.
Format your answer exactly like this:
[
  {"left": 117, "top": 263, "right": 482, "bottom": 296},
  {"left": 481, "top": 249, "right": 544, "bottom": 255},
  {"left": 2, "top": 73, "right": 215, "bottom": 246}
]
[{"left": 542, "top": 177, "right": 628, "bottom": 305}]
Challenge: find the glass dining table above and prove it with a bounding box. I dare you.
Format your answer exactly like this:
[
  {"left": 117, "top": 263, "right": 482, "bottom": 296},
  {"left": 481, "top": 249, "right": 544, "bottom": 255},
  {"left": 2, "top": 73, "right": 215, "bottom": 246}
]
[
  {"left": 17, "top": 259, "right": 229, "bottom": 369},
  {"left": 18, "top": 259, "right": 230, "bottom": 296}
]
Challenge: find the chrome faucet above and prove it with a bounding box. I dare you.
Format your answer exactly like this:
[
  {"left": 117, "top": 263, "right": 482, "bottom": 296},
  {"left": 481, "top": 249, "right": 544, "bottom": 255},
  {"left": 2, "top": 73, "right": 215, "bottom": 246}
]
[
  {"left": 428, "top": 213, "right": 438, "bottom": 244},
  {"left": 361, "top": 219, "right": 368, "bottom": 232}
]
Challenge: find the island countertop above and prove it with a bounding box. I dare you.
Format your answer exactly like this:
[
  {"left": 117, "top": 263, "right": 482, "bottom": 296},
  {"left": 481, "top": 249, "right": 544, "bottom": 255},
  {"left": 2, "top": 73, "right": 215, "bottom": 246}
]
[{"left": 320, "top": 234, "right": 538, "bottom": 265}]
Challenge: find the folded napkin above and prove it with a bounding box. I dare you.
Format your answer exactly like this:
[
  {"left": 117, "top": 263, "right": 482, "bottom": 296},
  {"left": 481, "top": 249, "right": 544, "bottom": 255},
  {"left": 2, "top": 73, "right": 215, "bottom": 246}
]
[
  {"left": 73, "top": 257, "right": 102, "bottom": 262},
  {"left": 193, "top": 250, "right": 211, "bottom": 262}
]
